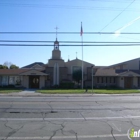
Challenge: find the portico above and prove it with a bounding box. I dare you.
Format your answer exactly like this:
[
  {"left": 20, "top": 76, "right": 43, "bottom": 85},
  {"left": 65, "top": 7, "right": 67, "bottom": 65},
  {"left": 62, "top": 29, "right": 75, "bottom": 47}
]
[{"left": 20, "top": 69, "right": 48, "bottom": 89}]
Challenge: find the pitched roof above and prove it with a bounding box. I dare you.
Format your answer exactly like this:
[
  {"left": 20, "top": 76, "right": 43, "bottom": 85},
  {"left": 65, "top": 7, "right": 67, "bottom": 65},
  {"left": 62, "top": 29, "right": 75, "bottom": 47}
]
[
  {"left": 19, "top": 69, "right": 48, "bottom": 76},
  {"left": 65, "top": 58, "right": 94, "bottom": 66},
  {"left": 95, "top": 69, "right": 140, "bottom": 77},
  {"left": 94, "top": 66, "right": 106, "bottom": 68},
  {"left": 0, "top": 69, "right": 30, "bottom": 75},
  {"left": 0, "top": 69, "right": 47, "bottom": 75},
  {"left": 105, "top": 57, "right": 140, "bottom": 69},
  {"left": 117, "top": 70, "right": 140, "bottom": 77},
  {"left": 21, "top": 62, "right": 45, "bottom": 68},
  {"left": 95, "top": 68, "right": 118, "bottom": 76}
]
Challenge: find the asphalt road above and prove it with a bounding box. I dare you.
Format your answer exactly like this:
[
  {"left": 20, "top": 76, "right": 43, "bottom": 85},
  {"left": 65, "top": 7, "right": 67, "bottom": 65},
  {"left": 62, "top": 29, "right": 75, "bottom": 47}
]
[{"left": 0, "top": 94, "right": 140, "bottom": 140}]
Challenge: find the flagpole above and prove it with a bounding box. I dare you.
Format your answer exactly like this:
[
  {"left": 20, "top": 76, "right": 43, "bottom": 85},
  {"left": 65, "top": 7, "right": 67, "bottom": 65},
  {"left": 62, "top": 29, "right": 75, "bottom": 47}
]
[
  {"left": 82, "top": 33, "right": 83, "bottom": 89},
  {"left": 81, "top": 22, "right": 84, "bottom": 89}
]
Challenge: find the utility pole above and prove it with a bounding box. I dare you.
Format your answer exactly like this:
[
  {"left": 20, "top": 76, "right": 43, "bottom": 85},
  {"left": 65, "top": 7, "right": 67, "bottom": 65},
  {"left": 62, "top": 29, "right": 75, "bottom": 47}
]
[{"left": 91, "top": 65, "right": 94, "bottom": 93}]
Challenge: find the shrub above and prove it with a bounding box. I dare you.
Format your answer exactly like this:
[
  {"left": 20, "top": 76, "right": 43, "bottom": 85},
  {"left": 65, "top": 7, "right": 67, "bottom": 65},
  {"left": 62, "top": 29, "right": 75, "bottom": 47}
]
[{"left": 60, "top": 82, "right": 75, "bottom": 89}]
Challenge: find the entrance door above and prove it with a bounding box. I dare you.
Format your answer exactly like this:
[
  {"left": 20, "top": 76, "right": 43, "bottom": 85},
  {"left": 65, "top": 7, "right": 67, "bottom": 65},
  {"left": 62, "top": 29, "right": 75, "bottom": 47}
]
[
  {"left": 29, "top": 76, "right": 39, "bottom": 88},
  {"left": 124, "top": 77, "right": 133, "bottom": 88}
]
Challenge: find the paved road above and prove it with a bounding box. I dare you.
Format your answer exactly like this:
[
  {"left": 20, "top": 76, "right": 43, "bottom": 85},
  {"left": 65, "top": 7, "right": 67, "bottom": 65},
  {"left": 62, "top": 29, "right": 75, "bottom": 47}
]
[{"left": 0, "top": 94, "right": 140, "bottom": 140}]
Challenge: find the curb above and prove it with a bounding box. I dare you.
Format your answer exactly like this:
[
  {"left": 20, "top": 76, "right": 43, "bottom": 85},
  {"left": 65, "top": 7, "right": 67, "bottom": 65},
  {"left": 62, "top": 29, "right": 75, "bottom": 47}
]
[{"left": 0, "top": 93, "right": 140, "bottom": 97}]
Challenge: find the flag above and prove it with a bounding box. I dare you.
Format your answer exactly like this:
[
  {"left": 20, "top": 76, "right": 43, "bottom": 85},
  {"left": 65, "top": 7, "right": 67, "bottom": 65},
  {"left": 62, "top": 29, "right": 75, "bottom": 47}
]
[{"left": 80, "top": 22, "right": 83, "bottom": 36}]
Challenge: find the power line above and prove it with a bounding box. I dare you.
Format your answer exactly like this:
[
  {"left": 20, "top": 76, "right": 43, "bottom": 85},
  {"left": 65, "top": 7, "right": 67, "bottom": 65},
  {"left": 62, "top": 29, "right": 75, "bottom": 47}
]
[
  {"left": 1, "top": 44, "right": 140, "bottom": 46},
  {"left": 1, "top": 40, "right": 140, "bottom": 43},
  {"left": 1, "top": 32, "right": 140, "bottom": 34},
  {"left": 0, "top": 2, "right": 140, "bottom": 12},
  {"left": 100, "top": 0, "right": 135, "bottom": 31}
]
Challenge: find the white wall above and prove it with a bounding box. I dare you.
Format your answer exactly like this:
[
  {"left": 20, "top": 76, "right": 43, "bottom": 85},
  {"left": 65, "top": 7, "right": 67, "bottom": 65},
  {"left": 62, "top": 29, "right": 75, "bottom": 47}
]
[
  {"left": 22, "top": 76, "right": 29, "bottom": 88},
  {"left": 133, "top": 77, "right": 138, "bottom": 87},
  {"left": 40, "top": 76, "right": 45, "bottom": 89},
  {"left": 118, "top": 77, "right": 124, "bottom": 88}
]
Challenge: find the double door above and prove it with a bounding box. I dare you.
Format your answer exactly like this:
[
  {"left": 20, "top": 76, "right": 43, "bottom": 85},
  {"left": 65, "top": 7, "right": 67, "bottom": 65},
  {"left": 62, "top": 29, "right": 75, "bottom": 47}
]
[{"left": 29, "top": 76, "right": 39, "bottom": 88}]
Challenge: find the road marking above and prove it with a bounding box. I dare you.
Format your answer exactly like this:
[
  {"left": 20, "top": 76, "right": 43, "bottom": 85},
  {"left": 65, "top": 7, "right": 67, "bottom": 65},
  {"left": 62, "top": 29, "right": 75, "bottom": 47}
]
[
  {"left": 0, "top": 134, "right": 127, "bottom": 139},
  {"left": 0, "top": 115, "right": 140, "bottom": 121}
]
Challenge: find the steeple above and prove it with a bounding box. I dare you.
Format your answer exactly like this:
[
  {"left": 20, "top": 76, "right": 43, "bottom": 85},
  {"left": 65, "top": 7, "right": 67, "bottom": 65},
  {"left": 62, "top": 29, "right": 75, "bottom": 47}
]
[
  {"left": 76, "top": 52, "right": 78, "bottom": 59},
  {"left": 54, "top": 37, "right": 59, "bottom": 50},
  {"left": 54, "top": 26, "right": 59, "bottom": 50},
  {"left": 68, "top": 55, "right": 70, "bottom": 62},
  {"left": 52, "top": 27, "right": 61, "bottom": 59}
]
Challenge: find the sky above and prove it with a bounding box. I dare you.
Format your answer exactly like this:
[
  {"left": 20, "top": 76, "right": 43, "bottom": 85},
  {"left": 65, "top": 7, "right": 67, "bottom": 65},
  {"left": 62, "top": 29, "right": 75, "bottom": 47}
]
[{"left": 1, "top": 0, "right": 140, "bottom": 67}]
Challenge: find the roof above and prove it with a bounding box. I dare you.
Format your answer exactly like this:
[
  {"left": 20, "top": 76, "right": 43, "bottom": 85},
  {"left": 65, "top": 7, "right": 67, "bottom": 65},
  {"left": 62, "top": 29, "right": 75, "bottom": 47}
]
[
  {"left": 65, "top": 58, "right": 94, "bottom": 66},
  {"left": 21, "top": 62, "right": 45, "bottom": 68},
  {"left": 105, "top": 57, "right": 140, "bottom": 69},
  {"left": 94, "top": 66, "right": 107, "bottom": 68},
  {"left": 0, "top": 69, "right": 30, "bottom": 75},
  {"left": 19, "top": 69, "right": 48, "bottom": 76},
  {"left": 0, "top": 69, "right": 47, "bottom": 75},
  {"left": 95, "top": 68, "right": 118, "bottom": 76},
  {"left": 117, "top": 70, "right": 140, "bottom": 77},
  {"left": 95, "top": 69, "right": 140, "bottom": 77}
]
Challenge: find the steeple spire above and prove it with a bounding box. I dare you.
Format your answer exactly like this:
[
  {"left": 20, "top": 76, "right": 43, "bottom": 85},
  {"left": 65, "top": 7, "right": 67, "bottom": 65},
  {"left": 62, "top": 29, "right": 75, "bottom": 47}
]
[
  {"left": 54, "top": 26, "right": 59, "bottom": 50},
  {"left": 55, "top": 26, "right": 59, "bottom": 40},
  {"left": 68, "top": 55, "right": 70, "bottom": 62}
]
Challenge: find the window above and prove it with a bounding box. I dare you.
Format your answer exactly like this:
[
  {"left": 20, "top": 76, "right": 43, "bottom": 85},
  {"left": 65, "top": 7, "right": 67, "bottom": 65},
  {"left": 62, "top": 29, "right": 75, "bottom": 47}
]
[
  {"left": 106, "top": 77, "right": 108, "bottom": 83},
  {"left": 97, "top": 77, "right": 99, "bottom": 83},
  {"left": 15, "top": 76, "right": 21, "bottom": 85},
  {"left": 101, "top": 77, "right": 104, "bottom": 83},
  {"left": 72, "top": 66, "right": 81, "bottom": 73},
  {"left": 110, "top": 77, "right": 112, "bottom": 83},
  {"left": 114, "top": 77, "right": 116, "bottom": 83},
  {"left": 2, "top": 76, "right": 8, "bottom": 85},
  {"left": 9, "top": 76, "right": 15, "bottom": 85}
]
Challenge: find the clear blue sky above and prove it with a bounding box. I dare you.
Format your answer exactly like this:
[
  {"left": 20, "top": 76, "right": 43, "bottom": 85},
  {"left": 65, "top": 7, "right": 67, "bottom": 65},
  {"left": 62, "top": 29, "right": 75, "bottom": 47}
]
[{"left": 1, "top": 0, "right": 140, "bottom": 67}]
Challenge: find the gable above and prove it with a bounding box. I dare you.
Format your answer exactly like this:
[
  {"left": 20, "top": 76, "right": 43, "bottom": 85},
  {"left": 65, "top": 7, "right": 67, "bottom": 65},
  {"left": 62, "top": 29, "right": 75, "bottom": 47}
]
[
  {"left": 19, "top": 69, "right": 48, "bottom": 76},
  {"left": 31, "top": 64, "right": 44, "bottom": 69},
  {"left": 22, "top": 62, "right": 45, "bottom": 69},
  {"left": 66, "top": 59, "right": 94, "bottom": 66},
  {"left": 118, "top": 71, "right": 140, "bottom": 77},
  {"left": 95, "top": 69, "right": 117, "bottom": 76}
]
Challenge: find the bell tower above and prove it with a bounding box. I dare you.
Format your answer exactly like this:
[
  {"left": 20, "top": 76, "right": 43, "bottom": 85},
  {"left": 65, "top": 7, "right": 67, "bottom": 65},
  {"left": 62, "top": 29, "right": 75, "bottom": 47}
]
[
  {"left": 52, "top": 38, "right": 61, "bottom": 59},
  {"left": 47, "top": 27, "right": 65, "bottom": 86},
  {"left": 52, "top": 27, "right": 61, "bottom": 59},
  {"left": 54, "top": 38, "right": 59, "bottom": 50}
]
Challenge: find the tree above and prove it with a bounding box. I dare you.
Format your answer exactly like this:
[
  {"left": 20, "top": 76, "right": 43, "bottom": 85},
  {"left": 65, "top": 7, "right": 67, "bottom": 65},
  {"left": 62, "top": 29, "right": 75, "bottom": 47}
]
[
  {"left": 2, "top": 62, "right": 19, "bottom": 69},
  {"left": 3, "top": 61, "right": 12, "bottom": 69},
  {"left": 3, "top": 65, "right": 8, "bottom": 69},
  {"left": 72, "top": 70, "right": 82, "bottom": 84},
  {"left": 10, "top": 64, "right": 19, "bottom": 69},
  {"left": 0, "top": 65, "right": 3, "bottom": 69}
]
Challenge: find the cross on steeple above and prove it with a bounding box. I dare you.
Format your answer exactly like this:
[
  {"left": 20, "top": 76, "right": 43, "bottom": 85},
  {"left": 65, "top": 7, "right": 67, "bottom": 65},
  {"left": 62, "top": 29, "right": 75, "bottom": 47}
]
[
  {"left": 55, "top": 26, "right": 59, "bottom": 40},
  {"left": 68, "top": 55, "right": 70, "bottom": 62}
]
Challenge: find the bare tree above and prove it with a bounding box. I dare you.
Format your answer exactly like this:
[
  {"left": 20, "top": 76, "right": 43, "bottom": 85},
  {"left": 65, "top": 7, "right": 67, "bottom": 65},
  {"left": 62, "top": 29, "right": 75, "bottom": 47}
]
[{"left": 3, "top": 61, "right": 12, "bottom": 68}]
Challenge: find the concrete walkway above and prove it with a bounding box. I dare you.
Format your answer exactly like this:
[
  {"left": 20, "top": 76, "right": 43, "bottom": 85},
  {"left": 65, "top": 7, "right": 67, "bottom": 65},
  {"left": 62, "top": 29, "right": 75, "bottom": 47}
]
[{"left": 5, "top": 89, "right": 42, "bottom": 96}]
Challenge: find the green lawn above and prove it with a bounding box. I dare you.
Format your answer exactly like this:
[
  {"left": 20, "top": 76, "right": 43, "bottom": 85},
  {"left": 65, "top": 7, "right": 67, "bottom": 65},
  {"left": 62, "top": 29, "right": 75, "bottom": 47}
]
[
  {"left": 0, "top": 88, "right": 22, "bottom": 93},
  {"left": 0, "top": 89, "right": 140, "bottom": 94},
  {"left": 36, "top": 89, "right": 140, "bottom": 94}
]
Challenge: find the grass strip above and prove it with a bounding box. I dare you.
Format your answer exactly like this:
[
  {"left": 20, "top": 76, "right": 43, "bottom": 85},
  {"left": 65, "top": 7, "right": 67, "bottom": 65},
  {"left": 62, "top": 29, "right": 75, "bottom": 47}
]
[{"left": 37, "top": 89, "right": 140, "bottom": 94}]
